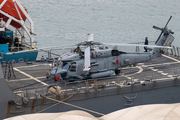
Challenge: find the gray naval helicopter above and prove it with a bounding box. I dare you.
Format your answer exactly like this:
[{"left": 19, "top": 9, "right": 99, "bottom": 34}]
[{"left": 50, "top": 16, "right": 174, "bottom": 81}]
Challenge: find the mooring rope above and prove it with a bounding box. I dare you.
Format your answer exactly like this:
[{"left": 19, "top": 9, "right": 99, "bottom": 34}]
[
  {"left": 37, "top": 93, "right": 74, "bottom": 113},
  {"left": 37, "top": 89, "right": 104, "bottom": 116},
  {"left": 44, "top": 96, "right": 104, "bottom": 116}
]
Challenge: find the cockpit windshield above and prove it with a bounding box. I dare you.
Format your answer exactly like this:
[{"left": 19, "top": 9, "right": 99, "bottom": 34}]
[
  {"left": 62, "top": 62, "right": 69, "bottom": 70},
  {"left": 55, "top": 60, "right": 62, "bottom": 67},
  {"left": 55, "top": 60, "right": 75, "bottom": 71},
  {"left": 55, "top": 60, "right": 69, "bottom": 70}
]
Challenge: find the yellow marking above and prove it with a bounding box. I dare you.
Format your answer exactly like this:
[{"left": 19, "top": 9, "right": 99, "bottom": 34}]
[{"left": 14, "top": 68, "right": 48, "bottom": 85}]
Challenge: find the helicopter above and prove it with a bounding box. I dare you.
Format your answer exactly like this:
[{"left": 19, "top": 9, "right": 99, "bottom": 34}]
[{"left": 50, "top": 16, "right": 174, "bottom": 81}]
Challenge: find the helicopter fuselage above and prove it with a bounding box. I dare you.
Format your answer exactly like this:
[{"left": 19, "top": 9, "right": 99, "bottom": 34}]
[
  {"left": 50, "top": 16, "right": 175, "bottom": 81},
  {"left": 50, "top": 47, "right": 152, "bottom": 80}
]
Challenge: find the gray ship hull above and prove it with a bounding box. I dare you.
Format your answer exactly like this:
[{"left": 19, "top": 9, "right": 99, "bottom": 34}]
[
  {"left": 30, "top": 86, "right": 180, "bottom": 117},
  {"left": 1, "top": 54, "right": 180, "bottom": 119}
]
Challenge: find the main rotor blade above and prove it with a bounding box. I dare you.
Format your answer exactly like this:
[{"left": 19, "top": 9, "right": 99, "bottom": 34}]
[
  {"left": 153, "top": 26, "right": 163, "bottom": 31},
  {"left": 155, "top": 31, "right": 163, "bottom": 44},
  {"left": 83, "top": 46, "right": 91, "bottom": 71},
  {"left": 6, "top": 44, "right": 76, "bottom": 55},
  {"left": 103, "top": 43, "right": 172, "bottom": 49},
  {"left": 164, "top": 16, "right": 172, "bottom": 29}
]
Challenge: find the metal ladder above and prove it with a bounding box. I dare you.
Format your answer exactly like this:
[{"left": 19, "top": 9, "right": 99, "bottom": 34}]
[{"left": 4, "top": 60, "right": 16, "bottom": 80}]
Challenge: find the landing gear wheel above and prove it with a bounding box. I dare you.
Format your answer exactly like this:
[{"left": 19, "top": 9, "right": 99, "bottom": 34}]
[
  {"left": 133, "top": 64, "right": 136, "bottom": 67},
  {"left": 115, "top": 69, "right": 120, "bottom": 75}
]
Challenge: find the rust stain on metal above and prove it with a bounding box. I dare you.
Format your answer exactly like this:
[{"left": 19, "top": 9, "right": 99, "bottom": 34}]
[
  {"left": 10, "top": 110, "right": 25, "bottom": 114},
  {"left": 58, "top": 95, "right": 61, "bottom": 100},
  {"left": 63, "top": 94, "right": 66, "bottom": 99},
  {"left": 6, "top": 102, "right": 12, "bottom": 118},
  {"left": 45, "top": 97, "right": 47, "bottom": 103},
  {"left": 31, "top": 99, "right": 36, "bottom": 113},
  {"left": 77, "top": 93, "right": 79, "bottom": 99},
  {"left": 41, "top": 97, "right": 46, "bottom": 105}
]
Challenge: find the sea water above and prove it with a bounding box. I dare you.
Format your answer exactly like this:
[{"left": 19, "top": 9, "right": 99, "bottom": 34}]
[{"left": 20, "top": 0, "right": 180, "bottom": 57}]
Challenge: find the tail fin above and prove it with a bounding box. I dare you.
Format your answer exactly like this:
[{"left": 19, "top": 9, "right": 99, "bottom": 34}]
[{"left": 152, "top": 16, "right": 174, "bottom": 58}]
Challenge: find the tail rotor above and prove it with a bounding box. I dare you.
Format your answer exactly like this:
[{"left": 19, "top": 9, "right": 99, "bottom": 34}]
[{"left": 153, "top": 16, "right": 174, "bottom": 44}]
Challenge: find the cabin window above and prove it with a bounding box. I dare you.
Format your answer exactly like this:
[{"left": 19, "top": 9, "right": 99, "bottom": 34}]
[
  {"left": 69, "top": 64, "right": 76, "bottom": 72},
  {"left": 111, "top": 50, "right": 126, "bottom": 56},
  {"left": 105, "top": 46, "right": 108, "bottom": 49},
  {"left": 111, "top": 50, "right": 119, "bottom": 56}
]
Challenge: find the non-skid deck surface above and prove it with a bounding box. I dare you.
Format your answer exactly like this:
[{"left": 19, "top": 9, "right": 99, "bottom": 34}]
[{"left": 3, "top": 54, "right": 180, "bottom": 91}]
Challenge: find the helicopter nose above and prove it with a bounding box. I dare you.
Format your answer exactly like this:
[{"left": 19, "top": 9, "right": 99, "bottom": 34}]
[{"left": 60, "top": 72, "right": 67, "bottom": 79}]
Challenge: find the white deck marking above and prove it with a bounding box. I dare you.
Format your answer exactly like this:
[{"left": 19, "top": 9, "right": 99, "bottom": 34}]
[
  {"left": 7, "top": 76, "right": 46, "bottom": 82},
  {"left": 145, "top": 75, "right": 153, "bottom": 77},
  {"left": 161, "top": 73, "right": 168, "bottom": 75},
  {"left": 120, "top": 66, "right": 142, "bottom": 80},
  {"left": 134, "top": 79, "right": 139, "bottom": 81},
  {"left": 122, "top": 67, "right": 136, "bottom": 69},
  {"left": 136, "top": 66, "right": 143, "bottom": 74},
  {"left": 137, "top": 63, "right": 144, "bottom": 65},
  {"left": 167, "top": 75, "right": 173, "bottom": 78},
  {"left": 156, "top": 77, "right": 172, "bottom": 81},
  {"left": 162, "top": 54, "right": 180, "bottom": 62},
  {"left": 151, "top": 69, "right": 158, "bottom": 71},
  {"left": 14, "top": 64, "right": 52, "bottom": 69},
  {"left": 141, "top": 65, "right": 147, "bottom": 67},
  {"left": 146, "top": 55, "right": 180, "bottom": 77},
  {"left": 121, "top": 55, "right": 179, "bottom": 81},
  {"left": 139, "top": 62, "right": 179, "bottom": 67},
  {"left": 14, "top": 68, "right": 48, "bottom": 85},
  {"left": 121, "top": 75, "right": 131, "bottom": 79}
]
